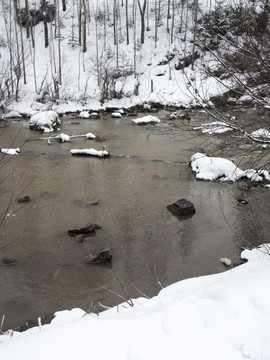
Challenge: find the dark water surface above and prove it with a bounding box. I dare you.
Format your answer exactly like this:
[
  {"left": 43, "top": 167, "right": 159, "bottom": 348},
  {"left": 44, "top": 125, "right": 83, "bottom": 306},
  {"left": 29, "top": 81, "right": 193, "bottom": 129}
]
[{"left": 0, "top": 110, "right": 269, "bottom": 330}]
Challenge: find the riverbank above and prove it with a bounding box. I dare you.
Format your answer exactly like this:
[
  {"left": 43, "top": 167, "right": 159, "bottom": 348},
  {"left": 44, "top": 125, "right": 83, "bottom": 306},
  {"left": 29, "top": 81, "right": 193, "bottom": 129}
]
[{"left": 1, "top": 244, "right": 270, "bottom": 360}]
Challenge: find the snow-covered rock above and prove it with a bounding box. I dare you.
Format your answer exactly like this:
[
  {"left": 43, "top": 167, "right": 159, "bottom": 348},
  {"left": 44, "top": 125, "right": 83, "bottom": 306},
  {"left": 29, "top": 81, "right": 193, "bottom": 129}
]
[
  {"left": 132, "top": 115, "right": 160, "bottom": 125},
  {"left": 191, "top": 152, "right": 245, "bottom": 181},
  {"left": 1, "top": 148, "right": 20, "bottom": 155},
  {"left": 79, "top": 111, "right": 90, "bottom": 118},
  {"left": 111, "top": 112, "right": 121, "bottom": 118},
  {"left": 57, "top": 133, "right": 70, "bottom": 142},
  {"left": 251, "top": 128, "right": 270, "bottom": 140},
  {"left": 85, "top": 132, "right": 96, "bottom": 139},
  {"left": 29, "top": 111, "right": 61, "bottom": 132}
]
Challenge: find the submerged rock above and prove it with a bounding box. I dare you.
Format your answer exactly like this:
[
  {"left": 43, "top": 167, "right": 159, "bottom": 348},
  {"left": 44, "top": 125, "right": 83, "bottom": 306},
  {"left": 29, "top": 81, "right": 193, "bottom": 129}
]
[
  {"left": 1, "top": 256, "right": 17, "bottom": 266},
  {"left": 86, "top": 248, "right": 112, "bottom": 264},
  {"left": 167, "top": 199, "right": 196, "bottom": 217},
  {"left": 17, "top": 195, "right": 30, "bottom": 203},
  {"left": 68, "top": 223, "right": 101, "bottom": 235}
]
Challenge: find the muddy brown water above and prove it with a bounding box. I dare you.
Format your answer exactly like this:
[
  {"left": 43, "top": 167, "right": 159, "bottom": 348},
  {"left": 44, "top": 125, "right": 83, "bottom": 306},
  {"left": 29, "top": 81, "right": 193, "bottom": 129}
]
[{"left": 0, "top": 109, "right": 269, "bottom": 330}]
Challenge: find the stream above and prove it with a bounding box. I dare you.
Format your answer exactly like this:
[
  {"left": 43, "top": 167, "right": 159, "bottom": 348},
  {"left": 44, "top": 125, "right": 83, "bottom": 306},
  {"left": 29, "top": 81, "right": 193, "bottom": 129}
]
[{"left": 0, "top": 109, "right": 269, "bottom": 330}]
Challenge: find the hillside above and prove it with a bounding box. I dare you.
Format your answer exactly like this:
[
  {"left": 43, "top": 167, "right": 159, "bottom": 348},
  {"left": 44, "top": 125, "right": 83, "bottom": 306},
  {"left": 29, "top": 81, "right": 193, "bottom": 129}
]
[{"left": 0, "top": 0, "right": 269, "bottom": 115}]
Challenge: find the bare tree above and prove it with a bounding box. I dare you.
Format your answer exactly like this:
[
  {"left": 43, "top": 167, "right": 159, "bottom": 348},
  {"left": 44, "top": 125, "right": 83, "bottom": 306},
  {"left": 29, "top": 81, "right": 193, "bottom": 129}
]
[{"left": 137, "top": 0, "right": 147, "bottom": 44}]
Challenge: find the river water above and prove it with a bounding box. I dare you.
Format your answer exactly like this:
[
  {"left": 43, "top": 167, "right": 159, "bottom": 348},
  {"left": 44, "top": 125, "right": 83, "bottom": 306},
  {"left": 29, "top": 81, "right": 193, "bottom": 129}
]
[{"left": 0, "top": 109, "right": 269, "bottom": 330}]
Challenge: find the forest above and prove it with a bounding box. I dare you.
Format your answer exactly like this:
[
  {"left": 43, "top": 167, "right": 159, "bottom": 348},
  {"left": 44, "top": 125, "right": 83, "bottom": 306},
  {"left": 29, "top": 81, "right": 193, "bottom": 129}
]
[{"left": 0, "top": 0, "right": 269, "bottom": 109}]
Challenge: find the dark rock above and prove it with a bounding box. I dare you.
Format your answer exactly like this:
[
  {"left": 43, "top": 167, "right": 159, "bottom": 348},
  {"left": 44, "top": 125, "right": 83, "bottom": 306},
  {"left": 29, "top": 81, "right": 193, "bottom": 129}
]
[
  {"left": 167, "top": 199, "right": 196, "bottom": 217},
  {"left": 86, "top": 248, "right": 112, "bottom": 264},
  {"left": 1, "top": 256, "right": 17, "bottom": 266},
  {"left": 17, "top": 195, "right": 30, "bottom": 203},
  {"left": 68, "top": 223, "right": 101, "bottom": 235},
  {"left": 127, "top": 112, "right": 138, "bottom": 117}
]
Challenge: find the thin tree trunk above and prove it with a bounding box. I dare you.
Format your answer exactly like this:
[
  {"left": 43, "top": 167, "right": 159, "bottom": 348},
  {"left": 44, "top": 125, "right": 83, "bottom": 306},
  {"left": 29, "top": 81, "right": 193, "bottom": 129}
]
[
  {"left": 126, "top": 0, "right": 129, "bottom": 45},
  {"left": 191, "top": 0, "right": 199, "bottom": 70},
  {"left": 82, "top": 0, "right": 87, "bottom": 52},
  {"left": 137, "top": 0, "right": 146, "bottom": 44}
]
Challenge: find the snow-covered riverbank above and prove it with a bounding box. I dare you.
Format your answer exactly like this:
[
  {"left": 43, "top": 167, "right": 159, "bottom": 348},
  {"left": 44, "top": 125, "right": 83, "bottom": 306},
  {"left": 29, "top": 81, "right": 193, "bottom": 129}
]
[{"left": 1, "top": 245, "right": 269, "bottom": 360}]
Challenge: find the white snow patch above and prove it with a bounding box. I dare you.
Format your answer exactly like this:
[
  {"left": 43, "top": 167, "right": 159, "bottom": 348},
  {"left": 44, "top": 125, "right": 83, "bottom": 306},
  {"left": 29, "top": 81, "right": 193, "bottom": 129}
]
[{"left": 1, "top": 148, "right": 20, "bottom": 155}]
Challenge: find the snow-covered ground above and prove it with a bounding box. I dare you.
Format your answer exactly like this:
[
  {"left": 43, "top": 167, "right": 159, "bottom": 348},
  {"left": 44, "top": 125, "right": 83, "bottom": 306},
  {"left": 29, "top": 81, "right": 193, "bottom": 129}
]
[{"left": 0, "top": 245, "right": 269, "bottom": 360}]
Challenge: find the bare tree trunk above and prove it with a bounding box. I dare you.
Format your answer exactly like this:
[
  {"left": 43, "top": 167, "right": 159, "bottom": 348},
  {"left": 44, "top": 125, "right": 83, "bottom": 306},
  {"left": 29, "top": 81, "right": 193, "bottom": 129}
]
[
  {"left": 191, "top": 0, "right": 199, "bottom": 70},
  {"left": 82, "top": 0, "right": 87, "bottom": 52},
  {"left": 24, "top": 0, "right": 30, "bottom": 38},
  {"left": 62, "top": 0, "right": 66, "bottom": 11},
  {"left": 167, "top": 0, "right": 171, "bottom": 33},
  {"left": 137, "top": 0, "right": 146, "bottom": 44},
  {"left": 57, "top": 0, "right": 62, "bottom": 87},
  {"left": 126, "top": 0, "right": 129, "bottom": 45},
  {"left": 170, "top": 0, "right": 175, "bottom": 43},
  {"left": 78, "top": 0, "right": 82, "bottom": 46},
  {"left": 133, "top": 0, "right": 137, "bottom": 74}
]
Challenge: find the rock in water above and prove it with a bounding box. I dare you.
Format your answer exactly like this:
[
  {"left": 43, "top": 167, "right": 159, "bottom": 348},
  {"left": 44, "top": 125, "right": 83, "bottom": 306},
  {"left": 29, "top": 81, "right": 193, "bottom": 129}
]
[
  {"left": 68, "top": 223, "right": 101, "bottom": 235},
  {"left": 86, "top": 248, "right": 112, "bottom": 264},
  {"left": 167, "top": 199, "right": 196, "bottom": 217}
]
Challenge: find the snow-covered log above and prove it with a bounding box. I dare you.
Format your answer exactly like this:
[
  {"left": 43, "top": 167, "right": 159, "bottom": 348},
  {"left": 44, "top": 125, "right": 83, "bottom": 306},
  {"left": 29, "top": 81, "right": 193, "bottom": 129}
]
[{"left": 70, "top": 148, "right": 110, "bottom": 157}]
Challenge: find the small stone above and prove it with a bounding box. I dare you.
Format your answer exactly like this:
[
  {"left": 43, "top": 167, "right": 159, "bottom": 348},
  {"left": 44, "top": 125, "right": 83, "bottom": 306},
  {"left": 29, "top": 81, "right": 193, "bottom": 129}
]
[
  {"left": 86, "top": 248, "right": 112, "bottom": 264},
  {"left": 167, "top": 199, "right": 196, "bottom": 217},
  {"left": 17, "top": 196, "right": 30, "bottom": 203}
]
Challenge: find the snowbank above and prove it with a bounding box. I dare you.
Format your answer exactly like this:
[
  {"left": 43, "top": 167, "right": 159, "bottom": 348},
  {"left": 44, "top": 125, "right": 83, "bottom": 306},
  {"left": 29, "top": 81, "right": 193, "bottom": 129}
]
[
  {"left": 29, "top": 111, "right": 61, "bottom": 132},
  {"left": 132, "top": 115, "right": 161, "bottom": 125},
  {"left": 0, "top": 245, "right": 269, "bottom": 360}
]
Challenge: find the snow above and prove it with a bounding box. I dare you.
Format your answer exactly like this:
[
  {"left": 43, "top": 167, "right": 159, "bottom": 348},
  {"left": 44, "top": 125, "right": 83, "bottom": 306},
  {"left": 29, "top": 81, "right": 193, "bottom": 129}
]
[
  {"left": 191, "top": 153, "right": 270, "bottom": 183},
  {"left": 194, "top": 121, "right": 233, "bottom": 134},
  {"left": 1, "top": 148, "right": 20, "bottom": 155},
  {"left": 0, "top": 245, "right": 270, "bottom": 360},
  {"left": 132, "top": 115, "right": 161, "bottom": 125},
  {"left": 85, "top": 132, "right": 96, "bottom": 139},
  {"left": 251, "top": 128, "right": 270, "bottom": 140},
  {"left": 29, "top": 111, "right": 61, "bottom": 132},
  {"left": 70, "top": 148, "right": 109, "bottom": 157},
  {"left": 79, "top": 111, "right": 90, "bottom": 118},
  {"left": 111, "top": 112, "right": 122, "bottom": 118},
  {"left": 191, "top": 152, "right": 245, "bottom": 181},
  {"left": 56, "top": 133, "right": 70, "bottom": 142}
]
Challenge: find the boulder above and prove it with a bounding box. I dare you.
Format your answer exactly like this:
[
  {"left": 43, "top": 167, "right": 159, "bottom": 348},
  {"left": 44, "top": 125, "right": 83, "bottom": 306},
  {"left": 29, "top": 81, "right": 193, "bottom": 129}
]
[
  {"left": 86, "top": 248, "right": 112, "bottom": 264},
  {"left": 167, "top": 199, "right": 196, "bottom": 217},
  {"left": 68, "top": 223, "right": 101, "bottom": 235}
]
